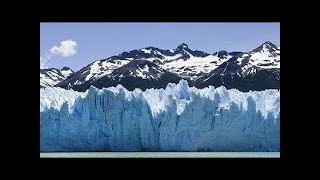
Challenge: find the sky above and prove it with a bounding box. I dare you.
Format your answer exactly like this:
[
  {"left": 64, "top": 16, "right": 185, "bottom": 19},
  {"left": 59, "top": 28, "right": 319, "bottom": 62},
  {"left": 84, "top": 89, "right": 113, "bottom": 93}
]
[{"left": 40, "top": 23, "right": 280, "bottom": 71}]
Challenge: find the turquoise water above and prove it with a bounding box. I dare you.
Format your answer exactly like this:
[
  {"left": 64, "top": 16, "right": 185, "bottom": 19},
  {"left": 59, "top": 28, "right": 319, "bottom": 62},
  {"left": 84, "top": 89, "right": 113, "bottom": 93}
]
[{"left": 40, "top": 152, "right": 280, "bottom": 158}]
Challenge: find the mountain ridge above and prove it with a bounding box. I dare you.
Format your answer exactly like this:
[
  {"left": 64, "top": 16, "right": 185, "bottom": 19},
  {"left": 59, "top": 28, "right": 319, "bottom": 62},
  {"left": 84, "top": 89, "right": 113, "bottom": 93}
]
[
  {"left": 40, "top": 67, "right": 74, "bottom": 88},
  {"left": 41, "top": 41, "right": 280, "bottom": 92}
]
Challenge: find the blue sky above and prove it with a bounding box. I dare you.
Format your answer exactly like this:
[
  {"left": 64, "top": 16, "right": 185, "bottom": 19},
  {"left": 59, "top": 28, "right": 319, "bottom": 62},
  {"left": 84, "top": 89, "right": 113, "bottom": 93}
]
[{"left": 40, "top": 23, "right": 280, "bottom": 71}]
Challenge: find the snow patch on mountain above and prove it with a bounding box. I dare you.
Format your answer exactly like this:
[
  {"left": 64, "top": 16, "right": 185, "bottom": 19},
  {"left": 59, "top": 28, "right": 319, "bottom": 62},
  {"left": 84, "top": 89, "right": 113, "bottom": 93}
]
[
  {"left": 161, "top": 54, "right": 230, "bottom": 79},
  {"left": 61, "top": 68, "right": 73, "bottom": 78},
  {"left": 135, "top": 65, "right": 150, "bottom": 79},
  {"left": 85, "top": 59, "right": 130, "bottom": 81},
  {"left": 140, "top": 48, "right": 152, "bottom": 54}
]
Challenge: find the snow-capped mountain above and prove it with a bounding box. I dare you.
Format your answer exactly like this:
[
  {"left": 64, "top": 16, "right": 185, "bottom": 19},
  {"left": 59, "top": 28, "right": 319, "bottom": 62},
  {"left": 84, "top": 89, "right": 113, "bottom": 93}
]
[
  {"left": 54, "top": 41, "right": 280, "bottom": 92},
  {"left": 41, "top": 80, "right": 280, "bottom": 152},
  {"left": 55, "top": 43, "right": 230, "bottom": 88},
  {"left": 40, "top": 67, "right": 74, "bottom": 88},
  {"left": 195, "top": 41, "right": 280, "bottom": 91},
  {"left": 57, "top": 60, "right": 182, "bottom": 91}
]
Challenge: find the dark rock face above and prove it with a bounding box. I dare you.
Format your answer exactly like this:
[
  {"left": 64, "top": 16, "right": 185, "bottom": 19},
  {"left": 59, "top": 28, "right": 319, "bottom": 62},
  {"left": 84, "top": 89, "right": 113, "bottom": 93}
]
[
  {"left": 217, "top": 50, "right": 228, "bottom": 59},
  {"left": 194, "top": 69, "right": 280, "bottom": 92}
]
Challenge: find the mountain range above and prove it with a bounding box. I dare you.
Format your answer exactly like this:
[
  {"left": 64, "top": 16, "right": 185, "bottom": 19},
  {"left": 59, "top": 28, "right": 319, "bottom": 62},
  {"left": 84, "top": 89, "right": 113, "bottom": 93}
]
[
  {"left": 40, "top": 41, "right": 280, "bottom": 92},
  {"left": 40, "top": 67, "right": 73, "bottom": 88}
]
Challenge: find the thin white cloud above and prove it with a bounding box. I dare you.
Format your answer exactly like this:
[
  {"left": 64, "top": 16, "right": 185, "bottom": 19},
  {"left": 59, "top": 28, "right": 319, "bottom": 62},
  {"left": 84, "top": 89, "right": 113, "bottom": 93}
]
[
  {"left": 49, "top": 39, "right": 77, "bottom": 57},
  {"left": 40, "top": 56, "right": 45, "bottom": 69},
  {"left": 40, "top": 53, "right": 53, "bottom": 69},
  {"left": 40, "top": 55, "right": 49, "bottom": 69}
]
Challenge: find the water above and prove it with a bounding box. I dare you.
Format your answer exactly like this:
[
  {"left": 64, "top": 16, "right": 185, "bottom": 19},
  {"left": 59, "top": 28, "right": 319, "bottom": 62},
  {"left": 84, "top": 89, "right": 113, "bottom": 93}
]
[{"left": 40, "top": 152, "right": 280, "bottom": 158}]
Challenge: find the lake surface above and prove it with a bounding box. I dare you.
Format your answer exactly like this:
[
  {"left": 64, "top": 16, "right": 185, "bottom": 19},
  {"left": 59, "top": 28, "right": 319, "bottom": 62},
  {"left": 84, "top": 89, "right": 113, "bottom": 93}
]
[{"left": 40, "top": 152, "right": 280, "bottom": 158}]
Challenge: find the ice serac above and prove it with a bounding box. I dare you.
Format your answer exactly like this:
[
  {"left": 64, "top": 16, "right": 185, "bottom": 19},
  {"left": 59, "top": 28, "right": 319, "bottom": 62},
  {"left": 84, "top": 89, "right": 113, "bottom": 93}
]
[{"left": 40, "top": 80, "right": 280, "bottom": 152}]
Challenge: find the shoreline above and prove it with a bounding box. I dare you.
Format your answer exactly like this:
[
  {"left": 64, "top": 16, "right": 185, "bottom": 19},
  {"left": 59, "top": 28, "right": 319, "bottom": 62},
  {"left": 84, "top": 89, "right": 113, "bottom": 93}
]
[{"left": 40, "top": 152, "right": 280, "bottom": 158}]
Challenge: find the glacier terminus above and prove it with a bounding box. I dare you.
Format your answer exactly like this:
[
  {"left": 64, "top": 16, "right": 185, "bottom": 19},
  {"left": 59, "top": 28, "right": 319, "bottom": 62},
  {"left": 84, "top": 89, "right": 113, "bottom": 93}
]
[{"left": 40, "top": 80, "right": 280, "bottom": 152}]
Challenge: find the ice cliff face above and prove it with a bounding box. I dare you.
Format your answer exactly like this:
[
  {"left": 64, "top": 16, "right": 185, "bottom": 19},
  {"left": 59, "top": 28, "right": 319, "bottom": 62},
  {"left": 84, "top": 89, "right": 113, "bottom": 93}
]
[{"left": 40, "top": 80, "right": 280, "bottom": 152}]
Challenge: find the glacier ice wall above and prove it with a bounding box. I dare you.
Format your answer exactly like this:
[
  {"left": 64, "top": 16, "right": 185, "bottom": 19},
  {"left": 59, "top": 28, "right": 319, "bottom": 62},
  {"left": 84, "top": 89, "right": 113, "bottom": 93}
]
[{"left": 40, "top": 80, "right": 280, "bottom": 152}]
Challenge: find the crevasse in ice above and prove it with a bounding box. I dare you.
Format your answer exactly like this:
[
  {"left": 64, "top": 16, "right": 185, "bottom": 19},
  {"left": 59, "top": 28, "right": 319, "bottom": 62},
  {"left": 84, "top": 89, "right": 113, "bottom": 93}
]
[{"left": 40, "top": 80, "right": 280, "bottom": 152}]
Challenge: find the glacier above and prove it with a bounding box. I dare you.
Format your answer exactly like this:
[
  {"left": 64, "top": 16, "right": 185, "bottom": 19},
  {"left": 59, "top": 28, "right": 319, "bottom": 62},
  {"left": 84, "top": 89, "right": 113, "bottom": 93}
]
[{"left": 40, "top": 80, "right": 280, "bottom": 152}]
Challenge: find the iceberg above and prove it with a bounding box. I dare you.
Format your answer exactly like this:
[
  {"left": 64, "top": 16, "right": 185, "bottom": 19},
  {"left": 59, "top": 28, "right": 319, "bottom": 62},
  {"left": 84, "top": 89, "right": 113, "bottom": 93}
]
[{"left": 40, "top": 80, "right": 280, "bottom": 152}]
